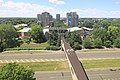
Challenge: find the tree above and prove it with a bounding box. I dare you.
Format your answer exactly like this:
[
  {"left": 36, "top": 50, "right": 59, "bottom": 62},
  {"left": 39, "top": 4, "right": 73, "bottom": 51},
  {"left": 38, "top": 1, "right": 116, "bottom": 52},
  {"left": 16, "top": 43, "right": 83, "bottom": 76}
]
[
  {"left": 80, "top": 20, "right": 94, "bottom": 28},
  {"left": 73, "top": 42, "right": 82, "bottom": 50},
  {"left": 114, "top": 37, "right": 120, "bottom": 48},
  {"left": 30, "top": 24, "right": 46, "bottom": 43},
  {"left": 48, "top": 31, "right": 60, "bottom": 46},
  {"left": 0, "top": 24, "right": 18, "bottom": 50},
  {"left": 83, "top": 37, "right": 94, "bottom": 49},
  {"left": 93, "top": 38, "right": 103, "bottom": 48},
  {"left": 55, "top": 20, "right": 66, "bottom": 27},
  {"left": 0, "top": 63, "right": 36, "bottom": 80},
  {"left": 91, "top": 28, "right": 109, "bottom": 45},
  {"left": 104, "top": 40, "right": 112, "bottom": 48},
  {"left": 65, "top": 31, "right": 82, "bottom": 49},
  {"left": 108, "top": 26, "right": 120, "bottom": 44}
]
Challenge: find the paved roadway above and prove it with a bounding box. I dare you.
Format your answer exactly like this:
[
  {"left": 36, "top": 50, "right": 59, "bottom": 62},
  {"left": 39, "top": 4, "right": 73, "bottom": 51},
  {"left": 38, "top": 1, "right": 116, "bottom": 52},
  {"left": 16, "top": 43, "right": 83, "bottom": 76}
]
[
  {"left": 0, "top": 50, "right": 120, "bottom": 62},
  {"left": 35, "top": 71, "right": 72, "bottom": 80},
  {"left": 35, "top": 68, "right": 120, "bottom": 80}
]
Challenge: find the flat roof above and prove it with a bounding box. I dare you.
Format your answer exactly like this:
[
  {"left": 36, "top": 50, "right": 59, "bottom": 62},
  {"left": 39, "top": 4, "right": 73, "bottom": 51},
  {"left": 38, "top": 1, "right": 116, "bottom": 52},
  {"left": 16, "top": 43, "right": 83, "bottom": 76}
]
[{"left": 17, "top": 27, "right": 31, "bottom": 32}]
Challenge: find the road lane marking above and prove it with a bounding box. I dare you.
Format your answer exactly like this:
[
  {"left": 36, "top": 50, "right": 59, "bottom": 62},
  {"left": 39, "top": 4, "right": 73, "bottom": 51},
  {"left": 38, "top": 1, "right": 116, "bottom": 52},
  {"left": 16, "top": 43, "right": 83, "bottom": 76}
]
[
  {"left": 25, "top": 59, "right": 30, "bottom": 62},
  {"left": 45, "top": 59, "right": 49, "bottom": 61},
  {"left": 20, "top": 59, "right": 25, "bottom": 62},
  {"left": 0, "top": 60, "right": 3, "bottom": 63},
  {"left": 55, "top": 59, "right": 60, "bottom": 61},
  {"left": 50, "top": 59, "right": 55, "bottom": 61},
  {"left": 35, "top": 59, "right": 40, "bottom": 62},
  {"left": 40, "top": 59, "right": 44, "bottom": 62},
  {"left": 15, "top": 60, "right": 20, "bottom": 63},
  {"left": 5, "top": 60, "right": 9, "bottom": 63},
  {"left": 10, "top": 60, "right": 14, "bottom": 63},
  {"left": 60, "top": 59, "right": 65, "bottom": 61},
  {"left": 30, "top": 59, "right": 36, "bottom": 62}
]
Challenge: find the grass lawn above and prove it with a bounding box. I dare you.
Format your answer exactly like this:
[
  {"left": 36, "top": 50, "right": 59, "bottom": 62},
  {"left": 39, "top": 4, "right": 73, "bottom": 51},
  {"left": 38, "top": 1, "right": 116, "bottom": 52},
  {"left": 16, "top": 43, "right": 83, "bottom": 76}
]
[
  {"left": 2, "top": 50, "right": 51, "bottom": 54},
  {"left": 0, "top": 59, "right": 120, "bottom": 71},
  {"left": 80, "top": 48, "right": 120, "bottom": 52},
  {"left": 81, "top": 59, "right": 120, "bottom": 69},
  {"left": 0, "top": 61, "right": 69, "bottom": 71},
  {"left": 5, "top": 42, "right": 50, "bottom": 51},
  {"left": 20, "top": 42, "right": 49, "bottom": 49}
]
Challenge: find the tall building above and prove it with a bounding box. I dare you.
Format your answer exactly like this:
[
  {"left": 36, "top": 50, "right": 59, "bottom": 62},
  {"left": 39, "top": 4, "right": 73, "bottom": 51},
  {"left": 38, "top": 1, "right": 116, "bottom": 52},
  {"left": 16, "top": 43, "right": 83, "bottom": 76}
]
[
  {"left": 37, "top": 12, "right": 53, "bottom": 27},
  {"left": 37, "top": 14, "right": 41, "bottom": 21},
  {"left": 66, "top": 12, "right": 79, "bottom": 27},
  {"left": 56, "top": 14, "right": 60, "bottom": 20}
]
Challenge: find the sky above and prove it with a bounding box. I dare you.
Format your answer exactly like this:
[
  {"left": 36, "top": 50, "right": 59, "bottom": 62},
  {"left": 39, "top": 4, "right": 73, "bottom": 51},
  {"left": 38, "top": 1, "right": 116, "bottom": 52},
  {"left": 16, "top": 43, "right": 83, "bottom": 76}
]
[{"left": 0, "top": 0, "right": 120, "bottom": 18}]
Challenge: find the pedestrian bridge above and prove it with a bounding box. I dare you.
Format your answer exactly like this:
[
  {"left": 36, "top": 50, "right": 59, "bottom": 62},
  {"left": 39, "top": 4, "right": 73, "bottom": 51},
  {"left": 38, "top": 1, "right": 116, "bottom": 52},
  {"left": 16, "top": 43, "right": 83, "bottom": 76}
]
[{"left": 61, "top": 36, "right": 89, "bottom": 80}]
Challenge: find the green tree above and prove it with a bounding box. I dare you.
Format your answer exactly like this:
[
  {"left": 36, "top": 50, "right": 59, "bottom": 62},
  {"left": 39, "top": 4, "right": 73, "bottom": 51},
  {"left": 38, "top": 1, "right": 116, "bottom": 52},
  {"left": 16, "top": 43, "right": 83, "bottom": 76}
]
[
  {"left": 114, "top": 37, "right": 120, "bottom": 48},
  {"left": 91, "top": 28, "right": 109, "bottom": 45},
  {"left": 30, "top": 24, "right": 46, "bottom": 43},
  {"left": 48, "top": 31, "right": 59, "bottom": 46},
  {"left": 83, "top": 37, "right": 94, "bottom": 49},
  {"left": 104, "top": 40, "right": 112, "bottom": 48},
  {"left": 0, "top": 63, "right": 36, "bottom": 80},
  {"left": 0, "top": 24, "right": 18, "bottom": 50},
  {"left": 93, "top": 38, "right": 103, "bottom": 48},
  {"left": 65, "top": 31, "right": 82, "bottom": 49},
  {"left": 73, "top": 42, "right": 82, "bottom": 50},
  {"left": 80, "top": 20, "right": 94, "bottom": 28},
  {"left": 108, "top": 26, "right": 120, "bottom": 44},
  {"left": 55, "top": 20, "right": 66, "bottom": 27}
]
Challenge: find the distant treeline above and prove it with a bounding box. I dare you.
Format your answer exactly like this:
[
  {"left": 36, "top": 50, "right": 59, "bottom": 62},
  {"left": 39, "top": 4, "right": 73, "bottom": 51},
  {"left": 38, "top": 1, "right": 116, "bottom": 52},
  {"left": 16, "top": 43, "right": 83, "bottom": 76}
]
[{"left": 0, "top": 18, "right": 37, "bottom": 26}]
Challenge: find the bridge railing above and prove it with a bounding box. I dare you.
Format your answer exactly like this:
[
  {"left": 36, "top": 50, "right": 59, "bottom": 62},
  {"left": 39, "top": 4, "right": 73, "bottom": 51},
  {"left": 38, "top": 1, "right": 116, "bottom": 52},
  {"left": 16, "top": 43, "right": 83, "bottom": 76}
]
[{"left": 61, "top": 36, "right": 89, "bottom": 80}]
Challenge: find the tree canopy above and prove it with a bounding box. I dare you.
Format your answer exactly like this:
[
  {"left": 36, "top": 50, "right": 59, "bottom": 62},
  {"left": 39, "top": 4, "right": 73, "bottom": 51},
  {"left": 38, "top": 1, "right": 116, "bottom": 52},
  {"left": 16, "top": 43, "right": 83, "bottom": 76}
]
[
  {"left": 0, "top": 63, "right": 36, "bottom": 80},
  {"left": 29, "top": 24, "right": 46, "bottom": 43},
  {"left": 0, "top": 24, "right": 18, "bottom": 50}
]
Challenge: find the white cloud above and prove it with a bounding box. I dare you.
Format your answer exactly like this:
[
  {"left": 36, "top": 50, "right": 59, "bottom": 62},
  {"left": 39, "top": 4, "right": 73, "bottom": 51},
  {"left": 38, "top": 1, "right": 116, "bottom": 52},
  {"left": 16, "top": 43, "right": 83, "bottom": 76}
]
[
  {"left": 67, "top": 9, "right": 120, "bottom": 18},
  {"left": 0, "top": 0, "right": 3, "bottom": 2},
  {"left": 0, "top": 0, "right": 3, "bottom": 6},
  {"left": 49, "top": 0, "right": 65, "bottom": 5},
  {"left": 0, "top": 1, "right": 55, "bottom": 17},
  {"left": 0, "top": 1, "right": 120, "bottom": 18}
]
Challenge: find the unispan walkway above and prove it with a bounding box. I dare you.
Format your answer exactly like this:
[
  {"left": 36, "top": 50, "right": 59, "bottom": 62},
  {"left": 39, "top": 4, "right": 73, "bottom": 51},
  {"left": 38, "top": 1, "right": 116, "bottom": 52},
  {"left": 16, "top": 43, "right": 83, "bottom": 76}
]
[{"left": 61, "top": 36, "right": 89, "bottom": 80}]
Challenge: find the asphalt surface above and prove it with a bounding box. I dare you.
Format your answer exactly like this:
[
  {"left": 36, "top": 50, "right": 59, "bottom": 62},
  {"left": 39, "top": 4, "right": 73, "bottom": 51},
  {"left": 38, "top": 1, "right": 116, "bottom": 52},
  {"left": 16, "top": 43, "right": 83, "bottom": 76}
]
[
  {"left": 0, "top": 50, "right": 120, "bottom": 80},
  {"left": 35, "top": 71, "right": 72, "bottom": 80},
  {"left": 35, "top": 68, "right": 120, "bottom": 80},
  {"left": 0, "top": 51, "right": 120, "bottom": 60}
]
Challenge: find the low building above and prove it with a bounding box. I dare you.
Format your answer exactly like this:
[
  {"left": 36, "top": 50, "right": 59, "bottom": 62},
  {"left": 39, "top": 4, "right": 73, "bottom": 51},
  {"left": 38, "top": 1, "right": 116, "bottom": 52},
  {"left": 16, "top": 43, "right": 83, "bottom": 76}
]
[
  {"left": 43, "top": 26, "right": 93, "bottom": 39},
  {"left": 43, "top": 27, "right": 68, "bottom": 39},
  {"left": 14, "top": 24, "right": 28, "bottom": 28},
  {"left": 17, "top": 27, "right": 31, "bottom": 38},
  {"left": 67, "top": 27, "right": 93, "bottom": 39}
]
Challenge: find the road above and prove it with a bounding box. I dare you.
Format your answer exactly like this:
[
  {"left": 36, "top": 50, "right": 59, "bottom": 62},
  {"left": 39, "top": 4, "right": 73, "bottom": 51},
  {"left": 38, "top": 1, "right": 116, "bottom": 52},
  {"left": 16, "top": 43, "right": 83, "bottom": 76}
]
[
  {"left": 35, "top": 68, "right": 120, "bottom": 80},
  {"left": 0, "top": 50, "right": 120, "bottom": 79},
  {"left": 0, "top": 51, "right": 120, "bottom": 60},
  {"left": 35, "top": 71, "right": 72, "bottom": 80}
]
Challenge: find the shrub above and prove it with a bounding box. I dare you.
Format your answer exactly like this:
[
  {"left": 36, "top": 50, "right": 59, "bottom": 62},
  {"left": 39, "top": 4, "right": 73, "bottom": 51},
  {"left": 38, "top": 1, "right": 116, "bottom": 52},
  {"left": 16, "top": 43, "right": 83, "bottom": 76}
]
[
  {"left": 93, "top": 38, "right": 103, "bottom": 48},
  {"left": 73, "top": 42, "right": 82, "bottom": 50},
  {"left": 114, "top": 37, "right": 120, "bottom": 48},
  {"left": 45, "top": 46, "right": 60, "bottom": 50},
  {"left": 83, "top": 37, "right": 94, "bottom": 49},
  {"left": 0, "top": 63, "right": 36, "bottom": 80},
  {"left": 104, "top": 40, "right": 112, "bottom": 48}
]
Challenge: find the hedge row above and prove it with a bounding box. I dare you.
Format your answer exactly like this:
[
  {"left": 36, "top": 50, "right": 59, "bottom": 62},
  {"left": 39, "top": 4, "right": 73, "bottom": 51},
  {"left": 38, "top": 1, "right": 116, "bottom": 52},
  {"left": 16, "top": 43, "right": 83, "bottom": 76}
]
[{"left": 4, "top": 46, "right": 61, "bottom": 51}]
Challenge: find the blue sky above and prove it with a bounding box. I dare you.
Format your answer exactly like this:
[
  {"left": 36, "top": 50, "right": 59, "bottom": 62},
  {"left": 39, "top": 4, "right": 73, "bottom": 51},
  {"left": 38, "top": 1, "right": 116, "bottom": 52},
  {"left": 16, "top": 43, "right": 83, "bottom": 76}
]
[{"left": 0, "top": 0, "right": 120, "bottom": 18}]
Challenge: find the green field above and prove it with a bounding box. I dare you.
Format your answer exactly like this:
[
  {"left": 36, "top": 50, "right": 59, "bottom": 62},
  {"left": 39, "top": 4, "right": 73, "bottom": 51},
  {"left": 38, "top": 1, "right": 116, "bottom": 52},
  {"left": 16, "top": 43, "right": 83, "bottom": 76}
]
[
  {"left": 80, "top": 48, "right": 120, "bottom": 52},
  {"left": 81, "top": 59, "right": 120, "bottom": 69},
  {"left": 0, "top": 61, "right": 69, "bottom": 71},
  {"left": 20, "top": 42, "right": 49, "bottom": 49},
  {"left": 0, "top": 59, "right": 120, "bottom": 71},
  {"left": 5, "top": 42, "right": 49, "bottom": 51}
]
